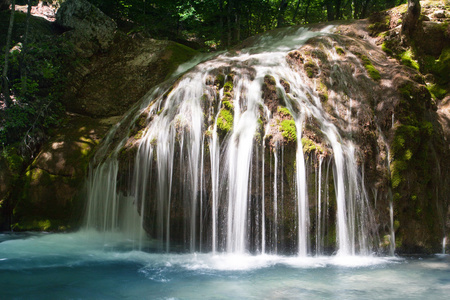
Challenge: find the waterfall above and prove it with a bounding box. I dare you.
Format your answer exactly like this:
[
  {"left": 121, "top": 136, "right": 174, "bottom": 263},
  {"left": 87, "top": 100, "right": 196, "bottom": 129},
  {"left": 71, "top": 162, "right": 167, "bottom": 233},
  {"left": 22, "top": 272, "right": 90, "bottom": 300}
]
[{"left": 84, "top": 25, "right": 379, "bottom": 256}]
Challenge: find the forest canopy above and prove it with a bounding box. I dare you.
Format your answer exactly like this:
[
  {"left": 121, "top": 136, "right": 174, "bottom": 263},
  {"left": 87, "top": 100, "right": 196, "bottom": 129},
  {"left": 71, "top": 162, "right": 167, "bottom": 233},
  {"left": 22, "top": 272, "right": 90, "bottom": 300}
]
[
  {"left": 0, "top": 0, "right": 410, "bottom": 151},
  {"left": 89, "top": 0, "right": 408, "bottom": 49}
]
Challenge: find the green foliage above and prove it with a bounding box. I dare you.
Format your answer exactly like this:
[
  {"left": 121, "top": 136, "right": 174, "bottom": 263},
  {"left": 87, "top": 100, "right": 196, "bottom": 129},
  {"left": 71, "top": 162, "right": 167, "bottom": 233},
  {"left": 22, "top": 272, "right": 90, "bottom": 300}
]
[
  {"left": 1, "top": 34, "right": 69, "bottom": 149},
  {"left": 88, "top": 0, "right": 409, "bottom": 49}
]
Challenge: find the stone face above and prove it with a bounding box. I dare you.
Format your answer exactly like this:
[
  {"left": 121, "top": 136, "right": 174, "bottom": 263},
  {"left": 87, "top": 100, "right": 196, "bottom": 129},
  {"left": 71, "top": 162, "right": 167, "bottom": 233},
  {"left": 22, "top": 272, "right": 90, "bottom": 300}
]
[
  {"left": 11, "top": 114, "right": 113, "bottom": 231},
  {"left": 62, "top": 35, "right": 198, "bottom": 117},
  {"left": 56, "top": 0, "right": 117, "bottom": 57}
]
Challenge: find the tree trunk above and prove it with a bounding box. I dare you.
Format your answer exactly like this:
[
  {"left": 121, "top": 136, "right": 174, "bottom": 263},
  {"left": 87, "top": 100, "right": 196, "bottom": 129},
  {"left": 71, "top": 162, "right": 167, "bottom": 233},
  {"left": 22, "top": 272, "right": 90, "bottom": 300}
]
[
  {"left": 2, "top": 0, "right": 15, "bottom": 108},
  {"left": 276, "top": 0, "right": 289, "bottom": 28},
  {"left": 227, "top": 0, "right": 232, "bottom": 47},
  {"left": 334, "top": 0, "right": 342, "bottom": 20},
  {"left": 235, "top": 13, "right": 240, "bottom": 42},
  {"left": 360, "top": 0, "right": 371, "bottom": 19},
  {"left": 219, "top": 0, "right": 225, "bottom": 47},
  {"left": 292, "top": 0, "right": 302, "bottom": 23},
  {"left": 353, "top": 0, "right": 360, "bottom": 19},
  {"left": 21, "top": 0, "right": 32, "bottom": 96},
  {"left": 304, "top": 0, "right": 311, "bottom": 23},
  {"left": 402, "top": 0, "right": 421, "bottom": 37},
  {"left": 325, "top": 0, "right": 334, "bottom": 21}
]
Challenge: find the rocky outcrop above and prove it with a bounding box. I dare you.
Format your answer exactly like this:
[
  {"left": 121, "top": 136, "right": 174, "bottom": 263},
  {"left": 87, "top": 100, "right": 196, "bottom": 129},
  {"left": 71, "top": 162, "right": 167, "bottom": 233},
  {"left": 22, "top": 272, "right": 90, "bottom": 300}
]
[
  {"left": 11, "top": 114, "right": 114, "bottom": 231},
  {"left": 62, "top": 35, "right": 198, "bottom": 117},
  {"left": 109, "top": 16, "right": 449, "bottom": 254},
  {"left": 56, "top": 0, "right": 117, "bottom": 57}
]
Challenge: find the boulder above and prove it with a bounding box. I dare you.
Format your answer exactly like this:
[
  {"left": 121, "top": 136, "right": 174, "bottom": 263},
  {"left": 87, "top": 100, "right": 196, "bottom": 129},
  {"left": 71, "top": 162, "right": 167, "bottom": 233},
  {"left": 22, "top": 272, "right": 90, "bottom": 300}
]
[
  {"left": 63, "top": 34, "right": 198, "bottom": 117},
  {"left": 56, "top": 0, "right": 116, "bottom": 57},
  {"left": 11, "top": 114, "right": 115, "bottom": 231}
]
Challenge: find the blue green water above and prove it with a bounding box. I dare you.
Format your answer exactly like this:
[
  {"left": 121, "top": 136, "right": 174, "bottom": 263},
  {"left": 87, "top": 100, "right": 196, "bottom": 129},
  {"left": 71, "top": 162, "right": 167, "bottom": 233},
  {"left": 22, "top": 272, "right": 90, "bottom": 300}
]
[{"left": 1, "top": 231, "right": 449, "bottom": 299}]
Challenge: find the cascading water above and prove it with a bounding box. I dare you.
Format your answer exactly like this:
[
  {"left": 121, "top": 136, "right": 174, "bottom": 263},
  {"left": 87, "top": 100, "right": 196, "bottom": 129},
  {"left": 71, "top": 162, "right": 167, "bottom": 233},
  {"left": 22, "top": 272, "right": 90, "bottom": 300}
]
[{"left": 84, "top": 25, "right": 379, "bottom": 256}]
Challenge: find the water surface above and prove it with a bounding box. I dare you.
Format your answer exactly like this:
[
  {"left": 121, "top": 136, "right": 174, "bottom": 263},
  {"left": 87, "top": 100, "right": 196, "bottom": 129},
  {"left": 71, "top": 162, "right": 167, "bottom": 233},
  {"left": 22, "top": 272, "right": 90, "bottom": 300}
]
[{"left": 1, "top": 232, "right": 449, "bottom": 299}]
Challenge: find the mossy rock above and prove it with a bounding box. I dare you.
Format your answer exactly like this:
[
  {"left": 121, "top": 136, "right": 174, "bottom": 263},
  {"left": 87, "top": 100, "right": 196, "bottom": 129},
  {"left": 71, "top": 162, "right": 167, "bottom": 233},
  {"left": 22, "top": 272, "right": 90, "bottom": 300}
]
[
  {"left": 9, "top": 114, "right": 111, "bottom": 231},
  {"left": 304, "top": 59, "right": 319, "bottom": 78},
  {"left": 368, "top": 13, "right": 391, "bottom": 36},
  {"left": 356, "top": 53, "right": 381, "bottom": 81},
  {"left": 302, "top": 137, "right": 325, "bottom": 155},
  {"left": 216, "top": 107, "right": 233, "bottom": 136},
  {"left": 335, "top": 47, "right": 345, "bottom": 56},
  {"left": 277, "top": 106, "right": 292, "bottom": 118},
  {"left": 214, "top": 74, "right": 225, "bottom": 88},
  {"left": 400, "top": 49, "right": 420, "bottom": 70},
  {"left": 163, "top": 43, "right": 198, "bottom": 79},
  {"left": 280, "top": 119, "right": 297, "bottom": 143},
  {"left": 223, "top": 80, "right": 234, "bottom": 93},
  {"left": 13, "top": 168, "right": 80, "bottom": 231}
]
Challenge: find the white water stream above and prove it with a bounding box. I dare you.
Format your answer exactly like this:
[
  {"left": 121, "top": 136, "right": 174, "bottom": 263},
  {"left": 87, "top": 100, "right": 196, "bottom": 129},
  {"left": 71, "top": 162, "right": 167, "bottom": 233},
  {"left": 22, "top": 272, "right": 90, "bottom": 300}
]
[{"left": 84, "top": 25, "right": 377, "bottom": 256}]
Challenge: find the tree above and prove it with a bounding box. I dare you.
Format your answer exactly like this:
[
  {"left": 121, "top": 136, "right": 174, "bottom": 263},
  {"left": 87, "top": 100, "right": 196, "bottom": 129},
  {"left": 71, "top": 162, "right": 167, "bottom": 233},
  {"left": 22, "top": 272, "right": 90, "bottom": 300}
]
[
  {"left": 20, "top": 0, "right": 32, "bottom": 95},
  {"left": 1, "top": 0, "right": 15, "bottom": 108},
  {"left": 402, "top": 0, "right": 421, "bottom": 37}
]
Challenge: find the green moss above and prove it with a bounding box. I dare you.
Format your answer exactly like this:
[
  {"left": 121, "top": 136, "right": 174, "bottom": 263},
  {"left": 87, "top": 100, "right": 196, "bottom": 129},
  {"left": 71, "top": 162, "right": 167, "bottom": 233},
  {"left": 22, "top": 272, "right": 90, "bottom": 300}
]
[
  {"left": 317, "top": 81, "right": 329, "bottom": 102},
  {"left": 12, "top": 218, "right": 69, "bottom": 231},
  {"left": 301, "top": 137, "right": 325, "bottom": 155},
  {"left": 215, "top": 74, "right": 225, "bottom": 88},
  {"left": 1, "top": 147, "right": 24, "bottom": 175},
  {"left": 381, "top": 42, "right": 394, "bottom": 56},
  {"left": 304, "top": 60, "right": 317, "bottom": 78},
  {"left": 392, "top": 125, "right": 420, "bottom": 159},
  {"left": 264, "top": 75, "right": 276, "bottom": 86},
  {"left": 368, "top": 15, "right": 390, "bottom": 34},
  {"left": 277, "top": 106, "right": 292, "bottom": 117},
  {"left": 433, "top": 47, "right": 450, "bottom": 85},
  {"left": 358, "top": 54, "right": 381, "bottom": 81},
  {"left": 400, "top": 49, "right": 420, "bottom": 70},
  {"left": 427, "top": 83, "right": 447, "bottom": 100},
  {"left": 223, "top": 81, "right": 233, "bottom": 93},
  {"left": 222, "top": 100, "right": 234, "bottom": 111},
  {"left": 335, "top": 47, "right": 345, "bottom": 56},
  {"left": 217, "top": 108, "right": 233, "bottom": 134},
  {"left": 391, "top": 160, "right": 408, "bottom": 188},
  {"left": 280, "top": 119, "right": 297, "bottom": 143}
]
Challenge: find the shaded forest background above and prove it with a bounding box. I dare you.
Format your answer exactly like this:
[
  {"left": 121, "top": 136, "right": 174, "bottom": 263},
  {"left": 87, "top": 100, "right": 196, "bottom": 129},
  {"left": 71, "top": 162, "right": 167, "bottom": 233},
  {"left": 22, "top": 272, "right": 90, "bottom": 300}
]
[
  {"left": 90, "top": 0, "right": 407, "bottom": 49},
  {"left": 0, "top": 0, "right": 414, "bottom": 152}
]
